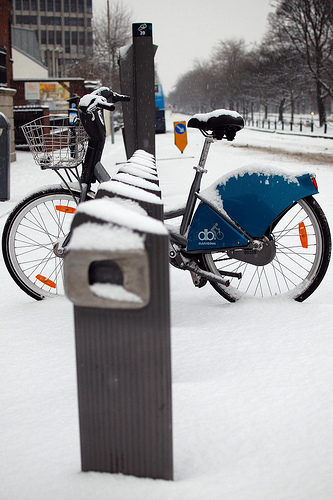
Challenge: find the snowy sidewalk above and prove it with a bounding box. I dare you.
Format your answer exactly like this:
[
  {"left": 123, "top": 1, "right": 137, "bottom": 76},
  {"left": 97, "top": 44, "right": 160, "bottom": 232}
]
[{"left": 0, "top": 117, "right": 332, "bottom": 500}]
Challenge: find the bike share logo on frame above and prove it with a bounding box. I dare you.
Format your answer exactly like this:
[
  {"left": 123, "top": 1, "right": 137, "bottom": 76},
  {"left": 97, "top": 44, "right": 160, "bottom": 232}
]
[{"left": 198, "top": 223, "right": 224, "bottom": 245}]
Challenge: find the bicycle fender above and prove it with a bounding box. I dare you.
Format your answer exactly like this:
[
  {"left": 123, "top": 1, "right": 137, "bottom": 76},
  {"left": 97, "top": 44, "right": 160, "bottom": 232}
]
[{"left": 187, "top": 166, "right": 318, "bottom": 252}]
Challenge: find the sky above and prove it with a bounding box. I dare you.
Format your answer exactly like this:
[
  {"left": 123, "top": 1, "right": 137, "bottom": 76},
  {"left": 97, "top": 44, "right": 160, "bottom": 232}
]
[{"left": 93, "top": 0, "right": 276, "bottom": 95}]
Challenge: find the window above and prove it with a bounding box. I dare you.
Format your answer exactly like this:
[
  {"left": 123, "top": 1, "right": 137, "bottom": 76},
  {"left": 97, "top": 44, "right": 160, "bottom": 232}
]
[
  {"left": 64, "top": 0, "right": 69, "bottom": 12},
  {"left": 55, "top": 0, "right": 60, "bottom": 10},
  {"left": 31, "top": 0, "right": 37, "bottom": 9},
  {"left": 70, "top": 0, "right": 76, "bottom": 12},
  {"left": 41, "top": 30, "right": 46, "bottom": 44},
  {"left": 0, "top": 47, "right": 7, "bottom": 86},
  {"left": 40, "top": 0, "right": 45, "bottom": 10},
  {"left": 86, "top": 0, "right": 92, "bottom": 14},
  {"left": 16, "top": 14, "right": 37, "bottom": 23},
  {"left": 23, "top": 0, "right": 29, "bottom": 10},
  {"left": 47, "top": 0, "right": 54, "bottom": 11},
  {"left": 78, "top": 0, "right": 83, "bottom": 12},
  {"left": 56, "top": 31, "right": 62, "bottom": 44},
  {"left": 48, "top": 31, "right": 54, "bottom": 44},
  {"left": 15, "top": 0, "right": 22, "bottom": 10},
  {"left": 79, "top": 31, "right": 84, "bottom": 45},
  {"left": 65, "top": 31, "right": 70, "bottom": 53},
  {"left": 71, "top": 31, "right": 77, "bottom": 44}
]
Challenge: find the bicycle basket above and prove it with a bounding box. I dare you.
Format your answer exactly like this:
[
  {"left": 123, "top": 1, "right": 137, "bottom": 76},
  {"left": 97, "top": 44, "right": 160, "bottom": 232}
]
[{"left": 21, "top": 114, "right": 88, "bottom": 169}]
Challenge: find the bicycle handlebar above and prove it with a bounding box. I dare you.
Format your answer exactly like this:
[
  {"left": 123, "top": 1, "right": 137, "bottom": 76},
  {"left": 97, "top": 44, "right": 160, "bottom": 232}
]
[
  {"left": 91, "top": 86, "right": 131, "bottom": 104},
  {"left": 79, "top": 87, "right": 131, "bottom": 115},
  {"left": 111, "top": 91, "right": 131, "bottom": 103}
]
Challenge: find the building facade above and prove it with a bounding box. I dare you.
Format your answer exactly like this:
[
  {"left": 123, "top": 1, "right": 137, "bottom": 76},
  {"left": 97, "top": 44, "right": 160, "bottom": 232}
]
[{"left": 11, "top": 0, "right": 93, "bottom": 77}]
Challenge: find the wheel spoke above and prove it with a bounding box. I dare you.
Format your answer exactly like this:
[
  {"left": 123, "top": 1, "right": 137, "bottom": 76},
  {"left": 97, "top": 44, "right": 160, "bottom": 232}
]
[
  {"left": 3, "top": 190, "right": 78, "bottom": 299},
  {"left": 203, "top": 197, "right": 330, "bottom": 302}
]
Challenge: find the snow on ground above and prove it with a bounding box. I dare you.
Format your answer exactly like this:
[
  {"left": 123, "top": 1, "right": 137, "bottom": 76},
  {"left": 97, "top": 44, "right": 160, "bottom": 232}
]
[{"left": 0, "top": 111, "right": 332, "bottom": 500}]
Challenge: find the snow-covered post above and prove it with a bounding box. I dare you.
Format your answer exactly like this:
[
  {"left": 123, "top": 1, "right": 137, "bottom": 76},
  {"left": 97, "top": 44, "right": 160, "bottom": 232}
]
[
  {"left": 118, "top": 23, "right": 156, "bottom": 159},
  {"left": 95, "top": 150, "right": 163, "bottom": 220},
  {"left": 96, "top": 180, "right": 163, "bottom": 220},
  {"left": 64, "top": 197, "right": 173, "bottom": 480},
  {"left": 0, "top": 112, "right": 11, "bottom": 201}
]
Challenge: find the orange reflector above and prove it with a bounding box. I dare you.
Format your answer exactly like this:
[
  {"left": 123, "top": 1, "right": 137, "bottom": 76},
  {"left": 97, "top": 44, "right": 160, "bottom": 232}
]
[
  {"left": 36, "top": 274, "right": 57, "bottom": 288},
  {"left": 299, "top": 222, "right": 308, "bottom": 248},
  {"left": 56, "top": 205, "right": 76, "bottom": 214},
  {"left": 311, "top": 176, "right": 318, "bottom": 191}
]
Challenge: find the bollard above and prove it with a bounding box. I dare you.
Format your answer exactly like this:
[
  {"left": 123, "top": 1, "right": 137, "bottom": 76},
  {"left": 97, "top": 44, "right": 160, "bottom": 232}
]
[
  {"left": 96, "top": 148, "right": 162, "bottom": 219},
  {"left": 96, "top": 180, "right": 163, "bottom": 220},
  {"left": 64, "top": 197, "right": 173, "bottom": 481},
  {"left": 0, "top": 112, "right": 11, "bottom": 201},
  {"left": 117, "top": 164, "right": 159, "bottom": 184},
  {"left": 113, "top": 172, "right": 162, "bottom": 196}
]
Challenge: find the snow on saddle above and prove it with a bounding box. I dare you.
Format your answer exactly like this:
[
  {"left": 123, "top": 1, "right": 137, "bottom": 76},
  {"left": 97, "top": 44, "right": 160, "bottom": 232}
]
[{"left": 188, "top": 109, "right": 244, "bottom": 141}]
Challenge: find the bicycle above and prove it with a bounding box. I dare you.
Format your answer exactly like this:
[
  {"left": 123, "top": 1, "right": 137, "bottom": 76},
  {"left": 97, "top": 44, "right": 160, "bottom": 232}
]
[
  {"left": 2, "top": 87, "right": 331, "bottom": 302},
  {"left": 2, "top": 87, "right": 128, "bottom": 300}
]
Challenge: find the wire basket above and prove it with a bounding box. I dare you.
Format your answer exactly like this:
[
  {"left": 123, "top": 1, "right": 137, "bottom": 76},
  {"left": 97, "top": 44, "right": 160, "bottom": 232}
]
[{"left": 21, "top": 114, "right": 88, "bottom": 169}]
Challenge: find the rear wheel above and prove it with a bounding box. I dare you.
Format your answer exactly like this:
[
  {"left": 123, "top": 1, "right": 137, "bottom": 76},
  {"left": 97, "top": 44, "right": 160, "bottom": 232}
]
[
  {"left": 201, "top": 196, "right": 331, "bottom": 302},
  {"left": 2, "top": 187, "right": 87, "bottom": 300}
]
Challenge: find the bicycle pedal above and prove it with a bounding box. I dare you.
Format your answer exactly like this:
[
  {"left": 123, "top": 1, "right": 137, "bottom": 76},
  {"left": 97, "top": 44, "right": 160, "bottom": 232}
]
[{"left": 190, "top": 270, "right": 207, "bottom": 288}]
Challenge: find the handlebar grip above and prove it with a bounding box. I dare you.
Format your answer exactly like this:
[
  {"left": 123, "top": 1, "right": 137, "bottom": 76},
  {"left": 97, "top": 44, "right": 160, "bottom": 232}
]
[
  {"left": 112, "top": 92, "right": 131, "bottom": 103},
  {"left": 99, "top": 102, "right": 116, "bottom": 111}
]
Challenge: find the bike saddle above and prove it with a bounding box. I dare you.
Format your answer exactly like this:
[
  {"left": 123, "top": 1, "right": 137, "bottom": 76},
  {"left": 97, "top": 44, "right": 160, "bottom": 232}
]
[{"left": 188, "top": 109, "right": 244, "bottom": 140}]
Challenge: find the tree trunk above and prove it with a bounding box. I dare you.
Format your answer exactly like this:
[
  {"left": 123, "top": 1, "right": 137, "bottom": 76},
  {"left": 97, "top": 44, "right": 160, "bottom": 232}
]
[
  {"left": 278, "top": 98, "right": 286, "bottom": 122},
  {"left": 316, "top": 81, "right": 326, "bottom": 126},
  {"left": 290, "top": 91, "right": 295, "bottom": 123}
]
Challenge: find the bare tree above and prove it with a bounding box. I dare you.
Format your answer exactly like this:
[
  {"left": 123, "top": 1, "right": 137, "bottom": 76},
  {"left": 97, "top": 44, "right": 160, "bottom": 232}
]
[
  {"left": 66, "top": 2, "right": 132, "bottom": 88},
  {"left": 168, "top": 61, "right": 214, "bottom": 114},
  {"left": 93, "top": 1, "right": 132, "bottom": 88},
  {"left": 252, "top": 39, "right": 310, "bottom": 122},
  {"left": 269, "top": 0, "right": 333, "bottom": 125},
  {"left": 210, "top": 39, "right": 248, "bottom": 110}
]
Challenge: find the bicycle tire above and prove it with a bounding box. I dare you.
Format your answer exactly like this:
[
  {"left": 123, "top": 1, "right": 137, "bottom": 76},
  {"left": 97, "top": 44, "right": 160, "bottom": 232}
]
[
  {"left": 2, "top": 186, "right": 90, "bottom": 300},
  {"left": 200, "top": 196, "right": 331, "bottom": 302}
]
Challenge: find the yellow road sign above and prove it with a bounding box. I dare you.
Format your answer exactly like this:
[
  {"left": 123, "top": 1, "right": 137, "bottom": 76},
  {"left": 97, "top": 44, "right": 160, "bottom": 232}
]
[{"left": 174, "top": 121, "right": 187, "bottom": 153}]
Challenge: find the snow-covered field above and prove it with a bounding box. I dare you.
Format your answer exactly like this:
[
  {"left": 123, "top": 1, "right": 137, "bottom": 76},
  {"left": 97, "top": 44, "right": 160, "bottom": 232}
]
[{"left": 1, "top": 112, "right": 332, "bottom": 500}]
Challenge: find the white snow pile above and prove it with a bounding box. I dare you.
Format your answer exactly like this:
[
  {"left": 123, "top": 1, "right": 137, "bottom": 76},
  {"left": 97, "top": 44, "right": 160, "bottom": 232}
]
[
  {"left": 113, "top": 172, "right": 161, "bottom": 192},
  {"left": 98, "top": 180, "right": 163, "bottom": 205},
  {"left": 68, "top": 221, "right": 145, "bottom": 251},
  {"left": 73, "top": 198, "right": 167, "bottom": 235},
  {"left": 90, "top": 282, "right": 143, "bottom": 303}
]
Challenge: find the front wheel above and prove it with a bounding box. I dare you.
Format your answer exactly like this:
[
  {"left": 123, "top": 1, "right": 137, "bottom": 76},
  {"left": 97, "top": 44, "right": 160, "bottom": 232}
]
[
  {"left": 201, "top": 196, "right": 331, "bottom": 302},
  {"left": 2, "top": 187, "right": 88, "bottom": 300}
]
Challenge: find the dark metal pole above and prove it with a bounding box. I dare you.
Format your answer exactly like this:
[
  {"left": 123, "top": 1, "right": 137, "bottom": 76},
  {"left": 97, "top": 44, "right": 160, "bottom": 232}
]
[{"left": 119, "top": 23, "right": 156, "bottom": 158}]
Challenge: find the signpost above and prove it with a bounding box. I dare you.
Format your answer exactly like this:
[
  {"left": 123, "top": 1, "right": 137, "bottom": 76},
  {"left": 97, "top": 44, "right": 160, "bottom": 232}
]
[
  {"left": 174, "top": 121, "right": 187, "bottom": 153},
  {"left": 118, "top": 23, "right": 156, "bottom": 158}
]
